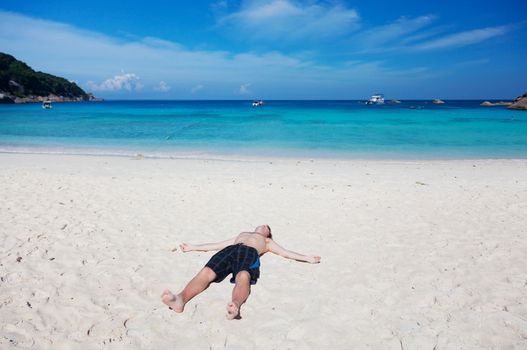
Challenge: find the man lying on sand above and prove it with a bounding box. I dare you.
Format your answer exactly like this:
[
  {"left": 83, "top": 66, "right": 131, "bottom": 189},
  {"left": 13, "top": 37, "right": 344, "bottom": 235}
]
[{"left": 161, "top": 225, "right": 321, "bottom": 320}]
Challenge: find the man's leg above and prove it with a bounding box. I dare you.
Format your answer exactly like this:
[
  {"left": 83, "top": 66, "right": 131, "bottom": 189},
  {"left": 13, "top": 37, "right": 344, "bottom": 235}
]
[
  {"left": 227, "top": 271, "right": 251, "bottom": 320},
  {"left": 162, "top": 267, "right": 216, "bottom": 313}
]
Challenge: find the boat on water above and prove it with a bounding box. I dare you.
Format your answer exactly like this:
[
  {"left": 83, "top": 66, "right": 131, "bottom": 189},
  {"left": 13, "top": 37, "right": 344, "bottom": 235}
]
[
  {"left": 252, "top": 100, "right": 264, "bottom": 107},
  {"left": 366, "top": 94, "right": 384, "bottom": 105},
  {"left": 42, "top": 100, "right": 52, "bottom": 109}
]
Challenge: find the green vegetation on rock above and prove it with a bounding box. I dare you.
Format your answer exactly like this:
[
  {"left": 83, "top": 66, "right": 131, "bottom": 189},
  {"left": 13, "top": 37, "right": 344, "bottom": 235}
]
[{"left": 0, "top": 52, "right": 88, "bottom": 101}]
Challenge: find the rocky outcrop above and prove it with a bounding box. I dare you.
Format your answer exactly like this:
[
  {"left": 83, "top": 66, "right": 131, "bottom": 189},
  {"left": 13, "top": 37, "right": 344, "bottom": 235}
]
[
  {"left": 0, "top": 93, "right": 14, "bottom": 104},
  {"left": 11, "top": 94, "right": 102, "bottom": 103},
  {"left": 508, "top": 93, "right": 527, "bottom": 110},
  {"left": 1, "top": 93, "right": 102, "bottom": 104},
  {"left": 481, "top": 101, "right": 512, "bottom": 106},
  {"left": 86, "top": 93, "right": 103, "bottom": 102},
  {"left": 432, "top": 99, "right": 445, "bottom": 104}
]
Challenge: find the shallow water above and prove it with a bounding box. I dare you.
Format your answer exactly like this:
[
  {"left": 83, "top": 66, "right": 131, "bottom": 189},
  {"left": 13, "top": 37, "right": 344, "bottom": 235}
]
[{"left": 1, "top": 100, "right": 526, "bottom": 159}]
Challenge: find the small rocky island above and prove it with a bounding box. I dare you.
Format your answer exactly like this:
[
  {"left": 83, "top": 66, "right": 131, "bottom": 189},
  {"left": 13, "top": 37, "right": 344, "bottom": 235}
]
[
  {"left": 480, "top": 101, "right": 512, "bottom": 106},
  {"left": 508, "top": 93, "right": 527, "bottom": 110},
  {"left": 479, "top": 93, "right": 527, "bottom": 110},
  {"left": 0, "top": 52, "right": 101, "bottom": 104}
]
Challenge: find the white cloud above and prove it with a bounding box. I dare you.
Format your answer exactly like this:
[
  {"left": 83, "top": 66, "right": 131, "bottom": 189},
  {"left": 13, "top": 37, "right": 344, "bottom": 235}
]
[
  {"left": 1, "top": 10, "right": 514, "bottom": 99},
  {"left": 414, "top": 25, "right": 512, "bottom": 51},
  {"left": 154, "top": 81, "right": 171, "bottom": 92},
  {"left": 191, "top": 84, "right": 204, "bottom": 94},
  {"left": 87, "top": 73, "right": 142, "bottom": 92},
  {"left": 0, "top": 10, "right": 437, "bottom": 98},
  {"left": 239, "top": 83, "right": 252, "bottom": 95},
  {"left": 0, "top": 11, "right": 319, "bottom": 97},
  {"left": 219, "top": 0, "right": 360, "bottom": 41},
  {"left": 358, "top": 16, "right": 436, "bottom": 48},
  {"left": 348, "top": 16, "right": 514, "bottom": 55}
]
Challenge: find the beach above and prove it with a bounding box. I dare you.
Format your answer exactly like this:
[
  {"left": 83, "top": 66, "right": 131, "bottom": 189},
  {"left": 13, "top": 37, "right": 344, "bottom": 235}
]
[{"left": 1, "top": 153, "right": 526, "bottom": 349}]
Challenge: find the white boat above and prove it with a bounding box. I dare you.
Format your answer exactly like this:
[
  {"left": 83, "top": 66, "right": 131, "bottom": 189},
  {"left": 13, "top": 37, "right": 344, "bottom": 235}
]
[
  {"left": 366, "top": 94, "right": 384, "bottom": 105},
  {"left": 252, "top": 100, "right": 264, "bottom": 107},
  {"left": 42, "top": 100, "right": 52, "bottom": 109}
]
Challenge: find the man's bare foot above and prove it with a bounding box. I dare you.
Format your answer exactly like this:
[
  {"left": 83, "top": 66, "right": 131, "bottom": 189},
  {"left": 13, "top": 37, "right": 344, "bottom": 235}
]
[
  {"left": 161, "top": 290, "right": 185, "bottom": 313},
  {"left": 226, "top": 302, "right": 240, "bottom": 320}
]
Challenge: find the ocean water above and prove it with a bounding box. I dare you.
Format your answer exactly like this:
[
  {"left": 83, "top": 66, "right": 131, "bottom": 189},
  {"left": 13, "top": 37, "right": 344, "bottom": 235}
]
[{"left": 1, "top": 100, "right": 527, "bottom": 159}]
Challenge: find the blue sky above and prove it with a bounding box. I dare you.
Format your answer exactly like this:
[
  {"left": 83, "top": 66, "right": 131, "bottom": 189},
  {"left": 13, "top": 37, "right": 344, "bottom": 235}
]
[{"left": 1, "top": 0, "right": 526, "bottom": 99}]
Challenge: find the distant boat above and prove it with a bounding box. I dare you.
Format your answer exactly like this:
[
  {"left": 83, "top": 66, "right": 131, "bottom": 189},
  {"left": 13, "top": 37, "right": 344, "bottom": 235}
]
[
  {"left": 252, "top": 100, "right": 264, "bottom": 107},
  {"left": 366, "top": 94, "right": 384, "bottom": 105},
  {"left": 42, "top": 100, "right": 52, "bottom": 109}
]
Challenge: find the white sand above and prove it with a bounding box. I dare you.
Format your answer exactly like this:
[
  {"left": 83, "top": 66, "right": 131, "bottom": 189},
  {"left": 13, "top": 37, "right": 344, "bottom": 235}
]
[{"left": 1, "top": 153, "right": 526, "bottom": 349}]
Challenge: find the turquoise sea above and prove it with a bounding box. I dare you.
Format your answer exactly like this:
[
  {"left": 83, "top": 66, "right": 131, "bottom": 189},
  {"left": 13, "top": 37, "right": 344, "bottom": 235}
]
[{"left": 1, "top": 100, "right": 527, "bottom": 159}]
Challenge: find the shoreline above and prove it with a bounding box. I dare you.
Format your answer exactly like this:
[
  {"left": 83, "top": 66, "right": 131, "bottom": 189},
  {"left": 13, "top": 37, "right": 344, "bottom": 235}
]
[
  {"left": 4, "top": 151, "right": 527, "bottom": 166},
  {"left": 2, "top": 148, "right": 527, "bottom": 163}
]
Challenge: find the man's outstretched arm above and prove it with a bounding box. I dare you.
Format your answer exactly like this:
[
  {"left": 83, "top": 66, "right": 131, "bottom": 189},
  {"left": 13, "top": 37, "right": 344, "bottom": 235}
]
[
  {"left": 266, "top": 240, "right": 321, "bottom": 264},
  {"left": 180, "top": 237, "right": 236, "bottom": 253}
]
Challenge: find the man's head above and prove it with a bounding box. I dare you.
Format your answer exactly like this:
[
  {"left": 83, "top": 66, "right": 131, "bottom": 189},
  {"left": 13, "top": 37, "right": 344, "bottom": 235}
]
[{"left": 255, "top": 224, "right": 272, "bottom": 239}]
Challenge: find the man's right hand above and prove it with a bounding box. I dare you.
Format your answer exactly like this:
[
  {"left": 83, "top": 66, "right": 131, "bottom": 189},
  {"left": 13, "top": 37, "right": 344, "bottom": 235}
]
[{"left": 179, "top": 243, "right": 192, "bottom": 252}]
